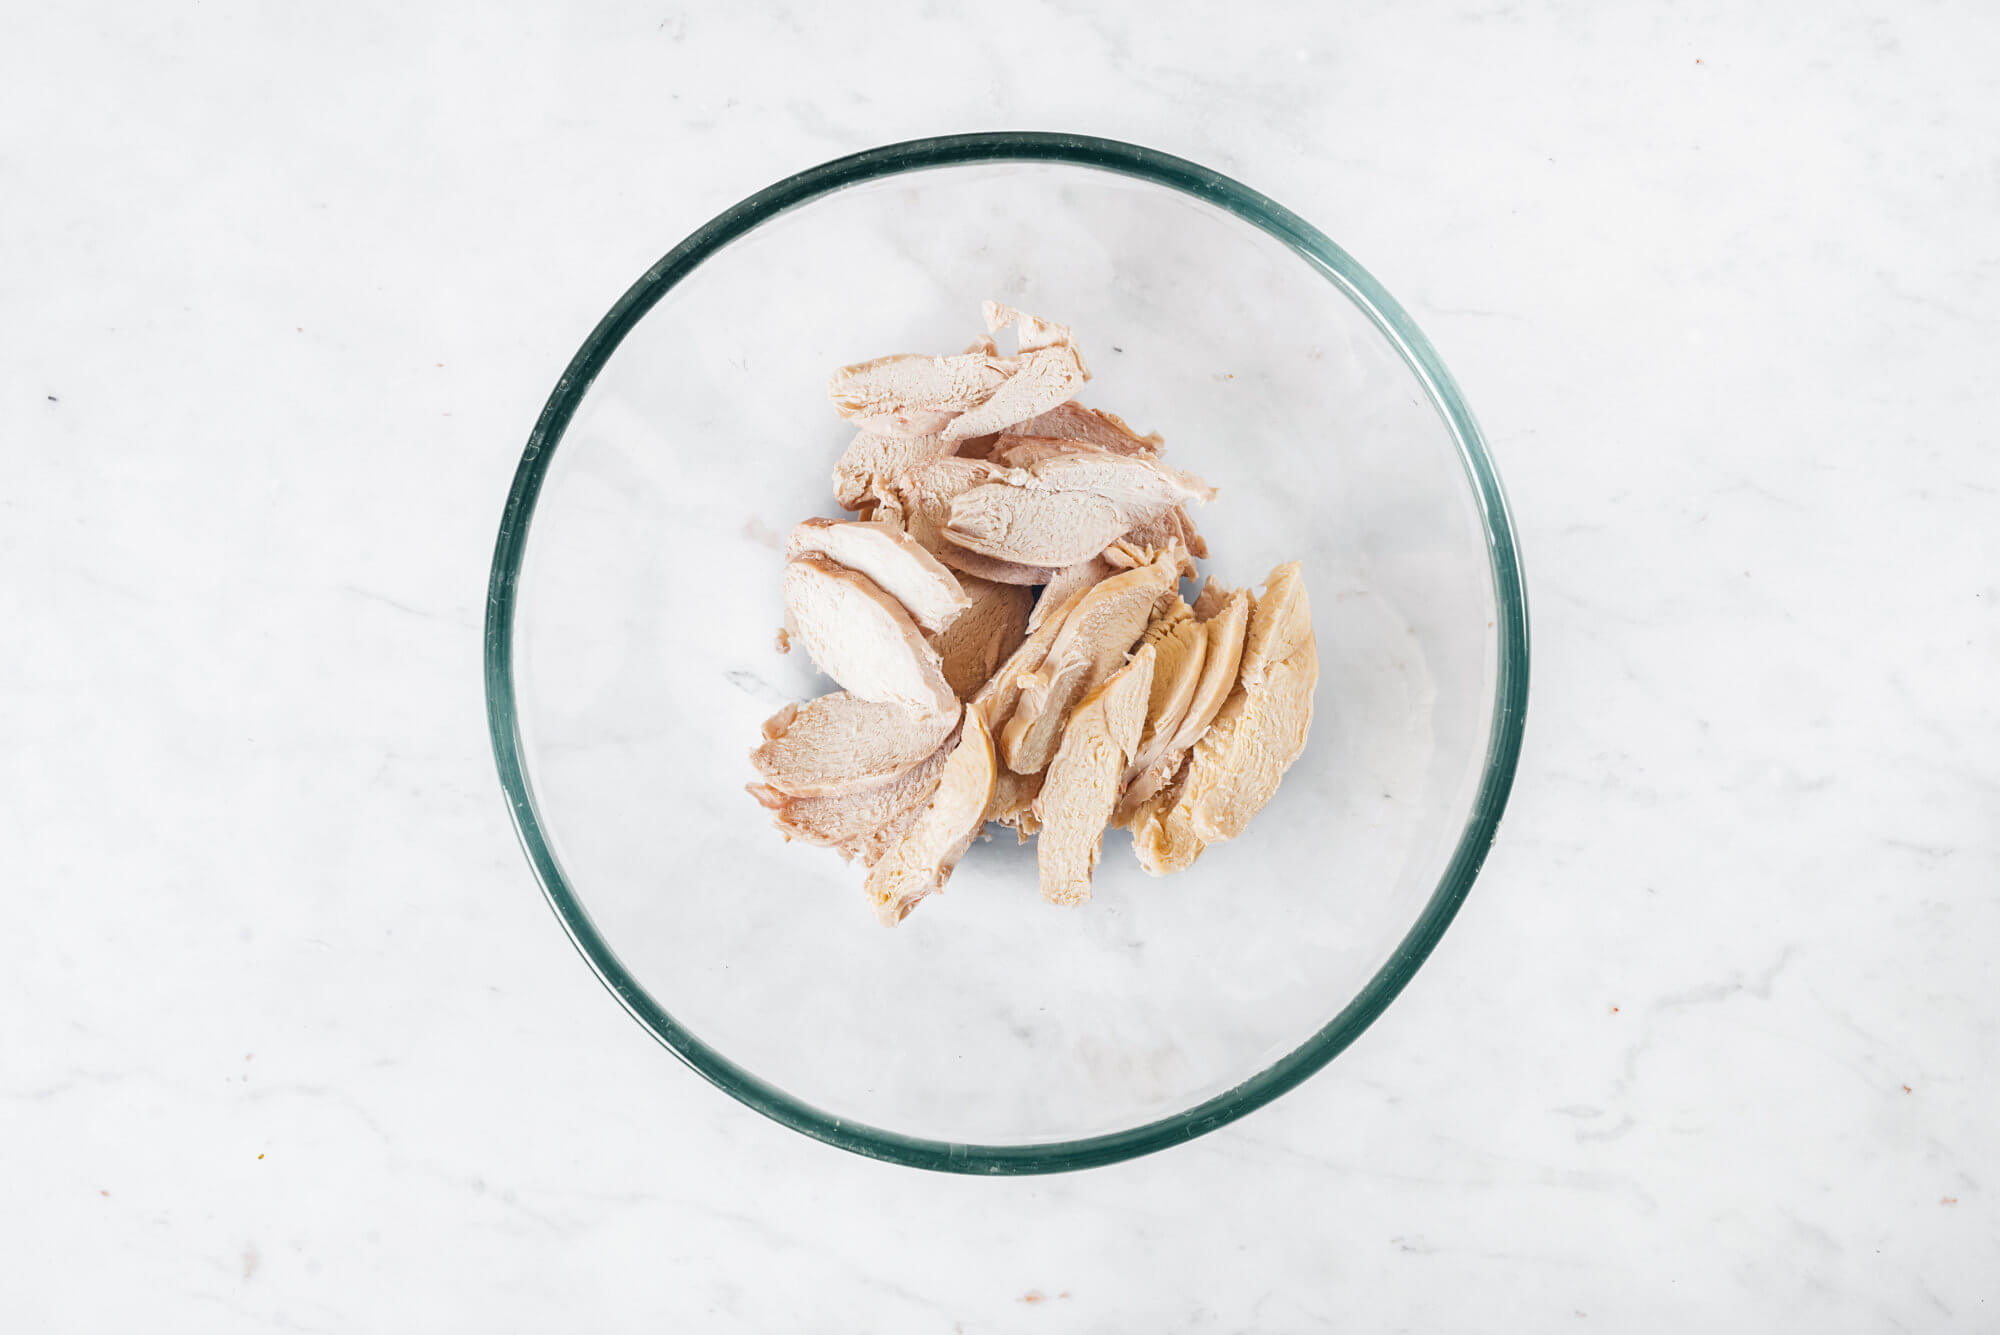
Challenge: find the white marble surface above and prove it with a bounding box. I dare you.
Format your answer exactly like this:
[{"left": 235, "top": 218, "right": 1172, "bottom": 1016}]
[{"left": 6, "top": 2, "right": 1996, "bottom": 1330}]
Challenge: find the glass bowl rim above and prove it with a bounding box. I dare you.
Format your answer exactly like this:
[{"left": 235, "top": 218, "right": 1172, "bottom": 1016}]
[{"left": 484, "top": 131, "right": 1531, "bottom": 1175}]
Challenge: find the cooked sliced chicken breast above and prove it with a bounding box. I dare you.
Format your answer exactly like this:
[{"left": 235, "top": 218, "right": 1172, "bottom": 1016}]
[
  {"left": 1028, "top": 554, "right": 1113, "bottom": 634},
  {"left": 984, "top": 765, "right": 1046, "bottom": 840},
  {"left": 943, "top": 449, "right": 1215, "bottom": 568},
  {"left": 830, "top": 430, "right": 956, "bottom": 512},
  {"left": 1127, "top": 565, "right": 1315, "bottom": 863},
  {"left": 750, "top": 691, "right": 959, "bottom": 798},
  {"left": 1036, "top": 645, "right": 1156, "bottom": 906},
  {"left": 1168, "top": 588, "right": 1251, "bottom": 755},
  {"left": 982, "top": 300, "right": 1075, "bottom": 354},
  {"left": 866, "top": 709, "right": 997, "bottom": 925},
  {"left": 1128, "top": 757, "right": 1206, "bottom": 876},
  {"left": 747, "top": 728, "right": 956, "bottom": 849},
  {"left": 787, "top": 518, "right": 969, "bottom": 634},
  {"left": 930, "top": 575, "right": 1035, "bottom": 700},
  {"left": 998, "top": 550, "right": 1178, "bottom": 775},
  {"left": 1126, "top": 603, "right": 1208, "bottom": 782},
  {"left": 879, "top": 456, "right": 1059, "bottom": 585},
  {"left": 999, "top": 401, "right": 1161, "bottom": 455},
  {"left": 939, "top": 345, "right": 1090, "bottom": 443},
  {"left": 828, "top": 351, "right": 1014, "bottom": 437},
  {"left": 782, "top": 555, "right": 956, "bottom": 718}
]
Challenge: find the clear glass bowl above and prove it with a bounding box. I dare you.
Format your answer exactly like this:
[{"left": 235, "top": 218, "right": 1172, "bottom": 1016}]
[{"left": 486, "top": 133, "right": 1528, "bottom": 1173}]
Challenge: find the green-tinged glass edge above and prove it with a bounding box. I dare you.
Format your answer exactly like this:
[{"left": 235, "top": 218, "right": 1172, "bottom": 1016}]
[{"left": 484, "top": 132, "right": 1530, "bottom": 1175}]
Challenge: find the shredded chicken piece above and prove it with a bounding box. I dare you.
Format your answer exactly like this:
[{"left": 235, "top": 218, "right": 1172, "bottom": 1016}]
[
  {"left": 1237, "top": 560, "right": 1314, "bottom": 681},
  {"left": 834, "top": 801, "right": 925, "bottom": 866},
  {"left": 1177, "top": 563, "right": 1317, "bottom": 842},
  {"left": 968, "top": 583, "right": 1078, "bottom": 737}
]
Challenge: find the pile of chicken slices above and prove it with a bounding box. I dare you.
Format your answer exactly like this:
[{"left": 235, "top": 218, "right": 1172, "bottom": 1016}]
[{"left": 747, "top": 303, "right": 1319, "bottom": 926}]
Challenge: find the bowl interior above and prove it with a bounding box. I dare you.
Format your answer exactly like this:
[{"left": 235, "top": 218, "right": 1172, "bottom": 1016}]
[{"left": 496, "top": 142, "right": 1521, "bottom": 1165}]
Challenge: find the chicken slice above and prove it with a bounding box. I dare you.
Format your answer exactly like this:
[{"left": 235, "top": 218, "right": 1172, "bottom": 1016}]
[
  {"left": 984, "top": 436, "right": 1088, "bottom": 470},
  {"left": 828, "top": 351, "right": 1014, "bottom": 437},
  {"left": 878, "top": 457, "right": 1058, "bottom": 586},
  {"left": 830, "top": 430, "right": 956, "bottom": 512},
  {"left": 782, "top": 555, "right": 956, "bottom": 718},
  {"left": 1168, "top": 588, "right": 1252, "bottom": 754},
  {"left": 1036, "top": 644, "right": 1157, "bottom": 906},
  {"left": 834, "top": 798, "right": 927, "bottom": 867},
  {"left": 998, "top": 550, "right": 1178, "bottom": 775},
  {"left": 1182, "top": 637, "right": 1319, "bottom": 843},
  {"left": 1237, "top": 560, "right": 1314, "bottom": 682},
  {"left": 1029, "top": 555, "right": 1109, "bottom": 634},
  {"left": 866, "top": 709, "right": 997, "bottom": 925},
  {"left": 1125, "top": 602, "right": 1208, "bottom": 783},
  {"left": 1190, "top": 578, "right": 1233, "bottom": 621},
  {"left": 967, "top": 579, "right": 1084, "bottom": 740},
  {"left": 1128, "top": 758, "right": 1206, "bottom": 875},
  {"left": 1113, "top": 586, "right": 1250, "bottom": 826},
  {"left": 986, "top": 432, "right": 1202, "bottom": 572},
  {"left": 1172, "top": 562, "right": 1316, "bottom": 841},
  {"left": 1024, "top": 512, "right": 1197, "bottom": 637},
  {"left": 786, "top": 518, "right": 969, "bottom": 634},
  {"left": 930, "top": 575, "right": 1034, "bottom": 700},
  {"left": 999, "top": 401, "right": 1162, "bottom": 455},
  {"left": 952, "top": 431, "right": 1002, "bottom": 461},
  {"left": 747, "top": 727, "right": 956, "bottom": 849},
  {"left": 1127, "top": 566, "right": 1316, "bottom": 862},
  {"left": 1174, "top": 507, "right": 1209, "bottom": 560},
  {"left": 939, "top": 345, "right": 1091, "bottom": 443},
  {"left": 984, "top": 766, "right": 1046, "bottom": 841},
  {"left": 982, "top": 300, "right": 1075, "bottom": 354},
  {"left": 750, "top": 691, "right": 959, "bottom": 798},
  {"left": 943, "top": 448, "right": 1216, "bottom": 568},
  {"left": 1101, "top": 528, "right": 1198, "bottom": 585}
]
